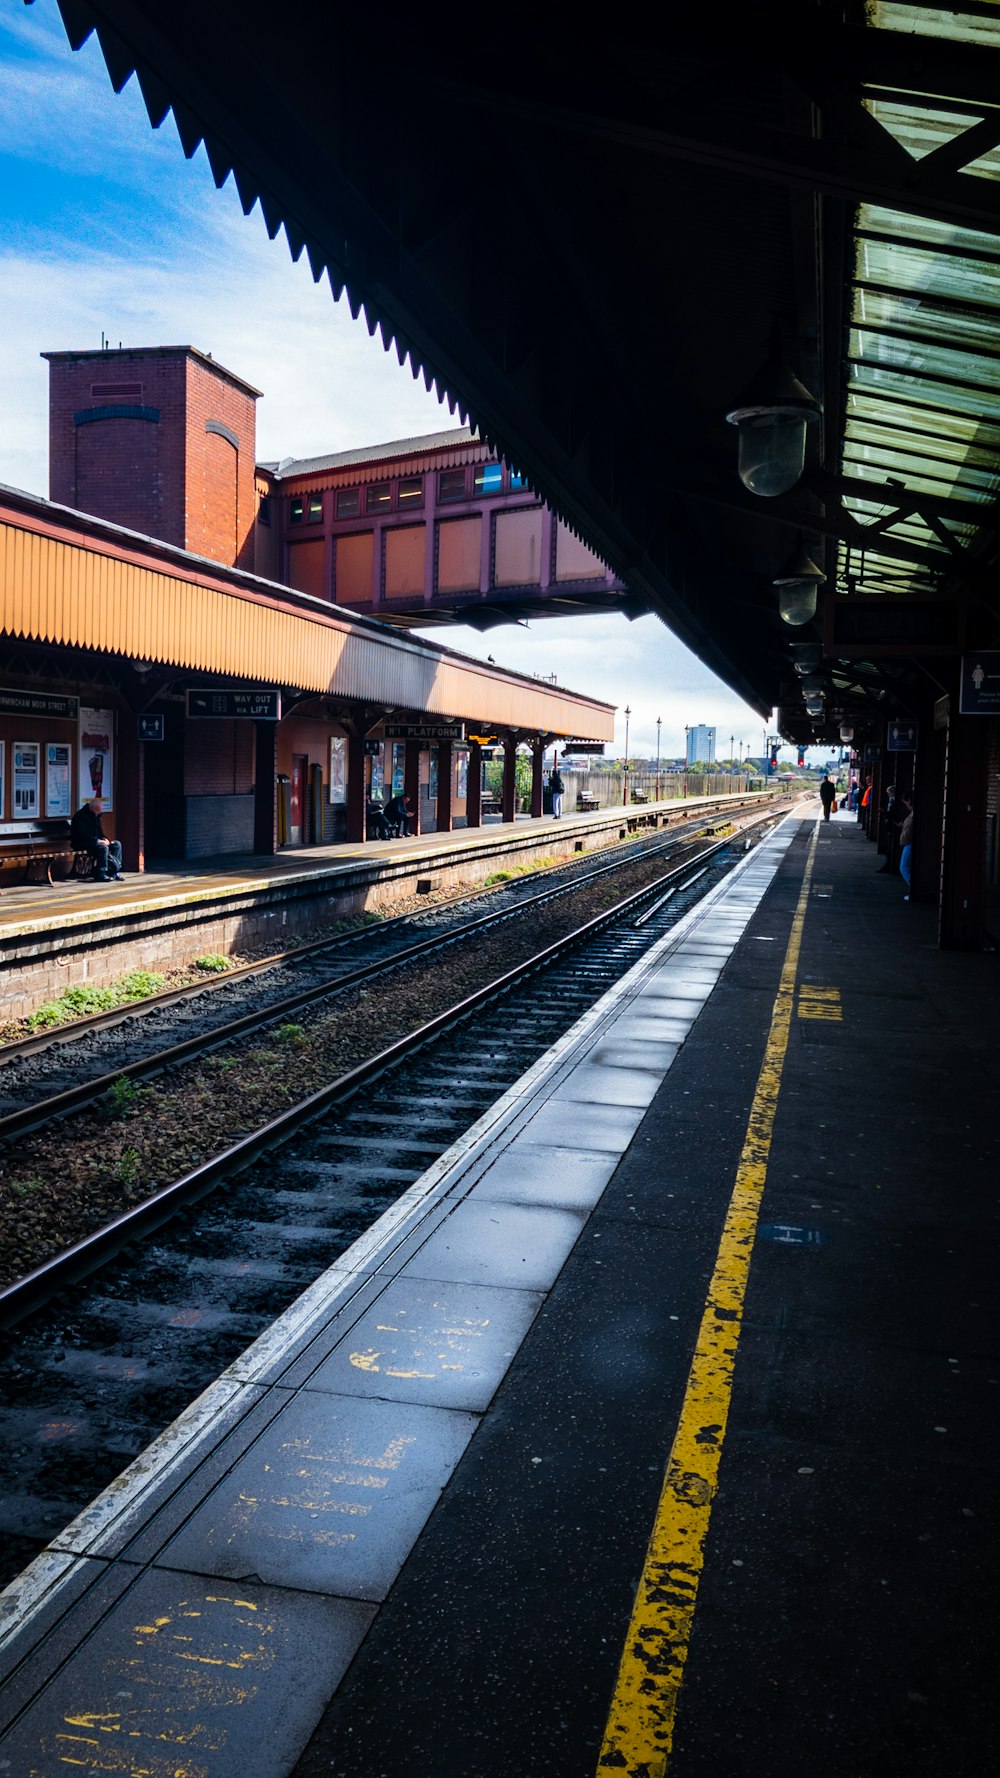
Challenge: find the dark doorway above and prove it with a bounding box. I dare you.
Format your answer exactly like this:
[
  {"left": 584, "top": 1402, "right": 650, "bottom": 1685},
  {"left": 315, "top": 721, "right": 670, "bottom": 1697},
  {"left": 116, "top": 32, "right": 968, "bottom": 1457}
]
[{"left": 143, "top": 706, "right": 185, "bottom": 859}]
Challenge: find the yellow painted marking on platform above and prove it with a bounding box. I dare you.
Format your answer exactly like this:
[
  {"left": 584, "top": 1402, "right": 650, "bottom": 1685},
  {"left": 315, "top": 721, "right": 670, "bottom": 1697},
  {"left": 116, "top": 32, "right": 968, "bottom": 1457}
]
[
  {"left": 797, "top": 984, "right": 842, "bottom": 1022},
  {"left": 597, "top": 824, "right": 819, "bottom": 1777}
]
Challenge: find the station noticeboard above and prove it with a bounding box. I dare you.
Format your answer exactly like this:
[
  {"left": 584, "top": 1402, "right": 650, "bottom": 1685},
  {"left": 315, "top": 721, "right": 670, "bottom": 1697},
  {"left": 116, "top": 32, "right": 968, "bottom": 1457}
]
[
  {"left": 383, "top": 721, "right": 466, "bottom": 742},
  {"left": 960, "top": 652, "right": 1000, "bottom": 715},
  {"left": 887, "top": 720, "right": 918, "bottom": 752},
  {"left": 187, "top": 689, "right": 281, "bottom": 720}
]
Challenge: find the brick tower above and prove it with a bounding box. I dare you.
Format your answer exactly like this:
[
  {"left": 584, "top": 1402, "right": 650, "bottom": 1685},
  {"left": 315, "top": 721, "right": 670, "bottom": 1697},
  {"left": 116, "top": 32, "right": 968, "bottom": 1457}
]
[{"left": 43, "top": 345, "right": 261, "bottom": 570}]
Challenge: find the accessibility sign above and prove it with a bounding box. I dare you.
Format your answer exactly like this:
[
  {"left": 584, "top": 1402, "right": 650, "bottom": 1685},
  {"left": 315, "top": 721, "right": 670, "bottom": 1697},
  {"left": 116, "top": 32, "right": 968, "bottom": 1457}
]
[
  {"left": 960, "top": 652, "right": 1000, "bottom": 715},
  {"left": 887, "top": 720, "right": 918, "bottom": 752}
]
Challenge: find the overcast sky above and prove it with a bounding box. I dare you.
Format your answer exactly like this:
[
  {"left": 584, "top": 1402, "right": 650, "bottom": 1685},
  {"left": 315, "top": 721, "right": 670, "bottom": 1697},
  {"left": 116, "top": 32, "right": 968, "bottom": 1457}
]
[{"left": 0, "top": 0, "right": 800, "bottom": 762}]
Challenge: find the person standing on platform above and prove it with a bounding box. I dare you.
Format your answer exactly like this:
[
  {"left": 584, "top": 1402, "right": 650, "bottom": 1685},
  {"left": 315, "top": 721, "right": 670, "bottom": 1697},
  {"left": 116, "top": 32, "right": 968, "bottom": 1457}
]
[
  {"left": 899, "top": 797, "right": 914, "bottom": 900},
  {"left": 70, "top": 796, "right": 124, "bottom": 880},
  {"left": 549, "top": 762, "right": 565, "bottom": 819},
  {"left": 819, "top": 774, "right": 836, "bottom": 821}
]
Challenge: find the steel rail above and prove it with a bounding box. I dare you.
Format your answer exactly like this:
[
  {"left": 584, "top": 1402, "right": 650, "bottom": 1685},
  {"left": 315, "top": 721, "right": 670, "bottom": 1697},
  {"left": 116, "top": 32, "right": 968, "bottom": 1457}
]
[
  {"left": 0, "top": 794, "right": 777, "bottom": 1065},
  {"left": 0, "top": 820, "right": 743, "bottom": 1144},
  {"left": 0, "top": 835, "right": 739, "bottom": 1328}
]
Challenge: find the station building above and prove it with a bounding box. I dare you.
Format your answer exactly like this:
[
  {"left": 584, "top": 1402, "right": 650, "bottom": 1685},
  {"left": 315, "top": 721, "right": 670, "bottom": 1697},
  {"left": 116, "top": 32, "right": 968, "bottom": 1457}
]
[{"left": 0, "top": 346, "right": 617, "bottom": 878}]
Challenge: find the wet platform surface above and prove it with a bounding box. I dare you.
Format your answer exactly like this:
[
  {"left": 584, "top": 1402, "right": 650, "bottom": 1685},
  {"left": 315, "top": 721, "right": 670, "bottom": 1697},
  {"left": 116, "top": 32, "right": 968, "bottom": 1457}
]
[{"left": 1, "top": 809, "right": 996, "bottom": 1776}]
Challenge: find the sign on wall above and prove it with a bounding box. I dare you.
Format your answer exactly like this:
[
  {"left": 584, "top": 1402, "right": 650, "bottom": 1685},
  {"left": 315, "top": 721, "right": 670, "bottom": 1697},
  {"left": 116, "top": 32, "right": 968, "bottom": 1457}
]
[
  {"left": 887, "top": 721, "right": 918, "bottom": 752},
  {"left": 0, "top": 688, "right": 78, "bottom": 721},
  {"left": 187, "top": 689, "right": 282, "bottom": 720},
  {"left": 13, "top": 741, "right": 40, "bottom": 818},
  {"left": 384, "top": 721, "right": 465, "bottom": 742},
  {"left": 79, "top": 707, "right": 114, "bottom": 811},
  {"left": 959, "top": 652, "right": 1000, "bottom": 715},
  {"left": 138, "top": 713, "right": 164, "bottom": 742},
  {"left": 328, "top": 736, "right": 346, "bottom": 804},
  {"left": 45, "top": 742, "right": 72, "bottom": 819}
]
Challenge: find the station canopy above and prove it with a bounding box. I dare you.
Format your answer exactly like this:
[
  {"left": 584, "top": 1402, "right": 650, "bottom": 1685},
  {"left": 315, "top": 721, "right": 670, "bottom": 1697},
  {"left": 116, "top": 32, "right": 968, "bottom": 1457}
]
[{"left": 54, "top": 0, "right": 1000, "bottom": 740}]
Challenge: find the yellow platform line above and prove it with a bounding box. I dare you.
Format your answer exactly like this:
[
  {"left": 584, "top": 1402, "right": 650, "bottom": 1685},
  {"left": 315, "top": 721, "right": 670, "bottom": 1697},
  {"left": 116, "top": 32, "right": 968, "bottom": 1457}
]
[{"left": 596, "top": 823, "right": 819, "bottom": 1777}]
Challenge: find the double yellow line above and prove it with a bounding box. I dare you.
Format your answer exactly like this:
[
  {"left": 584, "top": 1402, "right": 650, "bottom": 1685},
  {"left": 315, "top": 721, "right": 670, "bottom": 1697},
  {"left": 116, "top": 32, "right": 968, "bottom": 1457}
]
[{"left": 597, "top": 825, "right": 819, "bottom": 1776}]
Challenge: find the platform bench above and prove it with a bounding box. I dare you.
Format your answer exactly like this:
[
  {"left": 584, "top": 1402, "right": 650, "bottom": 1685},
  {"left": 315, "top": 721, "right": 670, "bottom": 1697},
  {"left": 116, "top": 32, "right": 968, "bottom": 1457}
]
[
  {"left": 0, "top": 822, "right": 95, "bottom": 888},
  {"left": 577, "top": 792, "right": 600, "bottom": 812}
]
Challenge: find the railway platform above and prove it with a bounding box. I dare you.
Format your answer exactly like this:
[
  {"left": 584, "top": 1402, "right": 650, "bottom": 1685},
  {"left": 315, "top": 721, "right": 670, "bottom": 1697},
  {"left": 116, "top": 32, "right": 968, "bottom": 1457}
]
[
  {"left": 0, "top": 806, "right": 995, "bottom": 1776},
  {"left": 0, "top": 791, "right": 770, "bottom": 1022}
]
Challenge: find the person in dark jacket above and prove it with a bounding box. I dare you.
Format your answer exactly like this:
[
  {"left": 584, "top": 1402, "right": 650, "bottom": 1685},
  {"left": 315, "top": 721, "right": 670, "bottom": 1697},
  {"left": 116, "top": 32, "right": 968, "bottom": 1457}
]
[
  {"left": 70, "top": 797, "right": 124, "bottom": 880},
  {"left": 818, "top": 775, "right": 836, "bottom": 821},
  {"left": 549, "top": 764, "right": 565, "bottom": 818},
  {"left": 384, "top": 793, "right": 413, "bottom": 836}
]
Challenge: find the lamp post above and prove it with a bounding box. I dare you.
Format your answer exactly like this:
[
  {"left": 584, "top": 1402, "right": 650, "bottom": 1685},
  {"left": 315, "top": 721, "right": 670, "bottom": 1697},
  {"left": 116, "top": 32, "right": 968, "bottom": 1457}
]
[
  {"left": 623, "top": 706, "right": 631, "bottom": 805},
  {"left": 655, "top": 716, "right": 662, "bottom": 801},
  {"left": 729, "top": 733, "right": 735, "bottom": 793}
]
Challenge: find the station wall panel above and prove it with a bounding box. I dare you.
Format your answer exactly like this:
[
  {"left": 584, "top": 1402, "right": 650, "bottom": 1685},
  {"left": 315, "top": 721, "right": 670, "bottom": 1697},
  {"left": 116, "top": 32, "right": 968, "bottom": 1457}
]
[
  {"left": 495, "top": 507, "right": 543, "bottom": 586},
  {"left": 554, "top": 518, "right": 606, "bottom": 581},
  {"left": 385, "top": 524, "right": 426, "bottom": 599},
  {"left": 437, "top": 516, "right": 482, "bottom": 592},
  {"left": 335, "top": 532, "right": 374, "bottom": 604}
]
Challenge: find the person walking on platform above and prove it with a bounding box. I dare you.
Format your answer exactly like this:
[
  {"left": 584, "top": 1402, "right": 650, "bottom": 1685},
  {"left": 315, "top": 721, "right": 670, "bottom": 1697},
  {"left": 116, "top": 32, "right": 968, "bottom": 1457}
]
[
  {"left": 549, "top": 763, "right": 565, "bottom": 819},
  {"left": 899, "top": 797, "right": 914, "bottom": 900},
  {"left": 818, "top": 774, "right": 836, "bottom": 821},
  {"left": 70, "top": 795, "right": 124, "bottom": 880}
]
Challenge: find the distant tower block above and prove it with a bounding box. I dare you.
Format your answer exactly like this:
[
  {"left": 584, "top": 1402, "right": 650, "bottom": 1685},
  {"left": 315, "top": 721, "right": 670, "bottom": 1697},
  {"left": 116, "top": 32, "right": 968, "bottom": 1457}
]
[{"left": 43, "top": 345, "right": 261, "bottom": 570}]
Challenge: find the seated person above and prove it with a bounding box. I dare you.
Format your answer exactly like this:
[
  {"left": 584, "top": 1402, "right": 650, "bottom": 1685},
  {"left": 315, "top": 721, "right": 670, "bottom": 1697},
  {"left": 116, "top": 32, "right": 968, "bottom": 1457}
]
[
  {"left": 366, "top": 798, "right": 394, "bottom": 840},
  {"left": 70, "top": 796, "right": 124, "bottom": 879},
  {"left": 384, "top": 792, "right": 413, "bottom": 836}
]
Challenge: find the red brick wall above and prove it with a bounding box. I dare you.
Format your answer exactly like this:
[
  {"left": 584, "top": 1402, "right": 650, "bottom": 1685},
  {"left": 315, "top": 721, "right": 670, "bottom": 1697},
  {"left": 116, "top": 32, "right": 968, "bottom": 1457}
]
[
  {"left": 184, "top": 718, "right": 255, "bottom": 795},
  {"left": 184, "top": 355, "right": 257, "bottom": 568},
  {"left": 46, "top": 348, "right": 257, "bottom": 568},
  {"left": 48, "top": 350, "right": 187, "bottom": 546}
]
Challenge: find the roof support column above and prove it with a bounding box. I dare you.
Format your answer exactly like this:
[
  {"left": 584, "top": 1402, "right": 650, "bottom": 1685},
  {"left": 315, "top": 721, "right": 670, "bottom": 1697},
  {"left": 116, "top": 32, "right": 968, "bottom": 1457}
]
[
  {"left": 502, "top": 739, "right": 518, "bottom": 824},
  {"left": 253, "top": 719, "right": 277, "bottom": 855},
  {"left": 117, "top": 708, "right": 144, "bottom": 873},
  {"left": 466, "top": 740, "right": 482, "bottom": 828},
  {"left": 530, "top": 738, "right": 544, "bottom": 819},
  {"left": 939, "top": 713, "right": 989, "bottom": 950},
  {"left": 436, "top": 739, "right": 454, "bottom": 833},
  {"left": 404, "top": 741, "right": 422, "bottom": 835},
  {"left": 912, "top": 718, "right": 946, "bottom": 908}
]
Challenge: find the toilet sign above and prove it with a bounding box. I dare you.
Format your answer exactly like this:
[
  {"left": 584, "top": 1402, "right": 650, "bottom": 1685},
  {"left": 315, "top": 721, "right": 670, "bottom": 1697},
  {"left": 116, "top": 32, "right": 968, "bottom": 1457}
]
[{"left": 960, "top": 652, "right": 1000, "bottom": 714}]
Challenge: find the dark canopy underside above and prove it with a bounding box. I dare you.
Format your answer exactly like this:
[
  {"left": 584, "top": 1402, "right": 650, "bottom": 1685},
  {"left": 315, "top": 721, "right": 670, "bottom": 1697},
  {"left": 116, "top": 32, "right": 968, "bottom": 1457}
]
[{"left": 52, "top": 0, "right": 1000, "bottom": 737}]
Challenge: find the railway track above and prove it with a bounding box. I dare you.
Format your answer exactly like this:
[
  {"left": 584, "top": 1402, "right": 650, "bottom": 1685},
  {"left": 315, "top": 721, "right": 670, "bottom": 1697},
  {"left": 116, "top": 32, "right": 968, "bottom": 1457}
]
[
  {"left": 0, "top": 805, "right": 775, "bottom": 1138},
  {"left": 0, "top": 814, "right": 778, "bottom": 1590}
]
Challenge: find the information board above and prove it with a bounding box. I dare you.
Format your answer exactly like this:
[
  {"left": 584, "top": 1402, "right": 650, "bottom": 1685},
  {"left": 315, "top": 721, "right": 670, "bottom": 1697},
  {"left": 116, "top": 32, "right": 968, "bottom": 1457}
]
[{"left": 187, "top": 689, "right": 281, "bottom": 720}]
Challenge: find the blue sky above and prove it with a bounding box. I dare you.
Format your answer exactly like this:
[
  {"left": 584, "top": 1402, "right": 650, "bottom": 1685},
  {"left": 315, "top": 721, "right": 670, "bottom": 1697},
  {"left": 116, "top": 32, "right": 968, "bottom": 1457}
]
[{"left": 0, "top": 0, "right": 806, "bottom": 762}]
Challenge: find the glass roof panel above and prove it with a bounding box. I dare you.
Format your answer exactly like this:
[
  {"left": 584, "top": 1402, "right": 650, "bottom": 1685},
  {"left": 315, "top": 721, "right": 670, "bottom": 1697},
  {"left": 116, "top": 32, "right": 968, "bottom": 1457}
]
[
  {"left": 845, "top": 389, "right": 1000, "bottom": 449},
  {"left": 872, "top": 6, "right": 1000, "bottom": 50},
  {"left": 848, "top": 358, "right": 1000, "bottom": 420},
  {"left": 849, "top": 329, "right": 1000, "bottom": 390},
  {"left": 844, "top": 418, "right": 1000, "bottom": 475},
  {"left": 843, "top": 442, "right": 997, "bottom": 498},
  {"left": 839, "top": 22, "right": 1000, "bottom": 606},
  {"left": 852, "top": 285, "right": 1000, "bottom": 351}
]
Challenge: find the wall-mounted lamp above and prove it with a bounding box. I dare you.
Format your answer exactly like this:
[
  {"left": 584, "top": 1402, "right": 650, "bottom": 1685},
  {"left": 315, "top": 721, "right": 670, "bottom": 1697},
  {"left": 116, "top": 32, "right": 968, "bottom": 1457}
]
[
  {"left": 726, "top": 355, "right": 821, "bottom": 497},
  {"left": 839, "top": 724, "right": 854, "bottom": 742},
  {"left": 773, "top": 541, "right": 826, "bottom": 626}
]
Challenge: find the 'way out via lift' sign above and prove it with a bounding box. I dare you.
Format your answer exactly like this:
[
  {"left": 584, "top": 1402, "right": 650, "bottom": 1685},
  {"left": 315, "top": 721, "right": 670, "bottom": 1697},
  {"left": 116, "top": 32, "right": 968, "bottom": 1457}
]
[{"left": 960, "top": 653, "right": 1000, "bottom": 715}]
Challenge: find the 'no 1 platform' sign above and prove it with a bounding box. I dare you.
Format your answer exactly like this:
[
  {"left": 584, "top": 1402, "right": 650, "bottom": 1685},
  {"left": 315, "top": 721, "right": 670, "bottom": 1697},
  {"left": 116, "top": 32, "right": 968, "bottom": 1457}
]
[{"left": 960, "top": 652, "right": 1000, "bottom": 715}]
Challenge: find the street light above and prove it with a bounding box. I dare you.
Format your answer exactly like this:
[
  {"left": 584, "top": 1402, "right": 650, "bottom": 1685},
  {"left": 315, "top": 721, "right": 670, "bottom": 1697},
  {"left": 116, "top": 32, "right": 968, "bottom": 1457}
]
[
  {"left": 655, "top": 716, "right": 662, "bottom": 801},
  {"left": 623, "top": 706, "right": 631, "bottom": 805}
]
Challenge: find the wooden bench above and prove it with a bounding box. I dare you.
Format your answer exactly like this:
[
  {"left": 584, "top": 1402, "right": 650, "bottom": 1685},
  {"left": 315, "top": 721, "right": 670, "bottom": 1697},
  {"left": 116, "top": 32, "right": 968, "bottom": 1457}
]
[
  {"left": 630, "top": 789, "right": 650, "bottom": 804},
  {"left": 577, "top": 792, "right": 600, "bottom": 812},
  {"left": 0, "top": 821, "right": 95, "bottom": 888},
  {"left": 480, "top": 793, "right": 502, "bottom": 817}
]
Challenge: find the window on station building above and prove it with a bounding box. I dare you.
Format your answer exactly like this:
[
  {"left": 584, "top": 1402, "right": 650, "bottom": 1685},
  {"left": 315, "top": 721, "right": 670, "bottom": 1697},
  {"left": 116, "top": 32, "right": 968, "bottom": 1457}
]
[
  {"left": 508, "top": 467, "right": 528, "bottom": 490},
  {"left": 336, "top": 487, "right": 361, "bottom": 518},
  {"left": 366, "top": 482, "right": 392, "bottom": 514},
  {"left": 289, "top": 497, "right": 304, "bottom": 525},
  {"left": 307, "top": 493, "right": 324, "bottom": 522},
  {"left": 258, "top": 494, "right": 271, "bottom": 526},
  {"left": 438, "top": 467, "right": 467, "bottom": 503},
  {"left": 473, "top": 462, "right": 503, "bottom": 496},
  {"left": 398, "top": 475, "right": 423, "bottom": 507}
]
